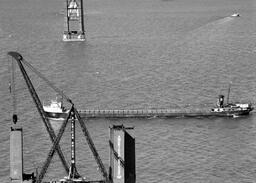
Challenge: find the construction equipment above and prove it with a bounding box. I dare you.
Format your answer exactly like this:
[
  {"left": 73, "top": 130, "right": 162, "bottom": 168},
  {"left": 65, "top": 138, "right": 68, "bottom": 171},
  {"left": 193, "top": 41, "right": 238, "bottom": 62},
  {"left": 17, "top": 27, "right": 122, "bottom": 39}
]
[
  {"left": 8, "top": 52, "right": 110, "bottom": 183},
  {"left": 63, "top": 0, "right": 85, "bottom": 41}
]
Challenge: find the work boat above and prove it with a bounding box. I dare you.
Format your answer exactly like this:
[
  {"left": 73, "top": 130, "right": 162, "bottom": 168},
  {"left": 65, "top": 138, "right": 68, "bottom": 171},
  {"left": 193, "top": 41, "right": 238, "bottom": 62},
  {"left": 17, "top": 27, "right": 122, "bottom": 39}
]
[
  {"left": 43, "top": 100, "right": 69, "bottom": 120},
  {"left": 211, "top": 95, "right": 254, "bottom": 117},
  {"left": 231, "top": 13, "right": 240, "bottom": 17}
]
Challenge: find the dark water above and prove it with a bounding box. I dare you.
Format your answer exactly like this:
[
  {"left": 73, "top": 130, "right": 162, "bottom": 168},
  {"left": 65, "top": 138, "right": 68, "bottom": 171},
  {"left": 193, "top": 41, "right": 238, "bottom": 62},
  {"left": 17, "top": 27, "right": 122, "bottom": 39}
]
[{"left": 1, "top": 0, "right": 256, "bottom": 182}]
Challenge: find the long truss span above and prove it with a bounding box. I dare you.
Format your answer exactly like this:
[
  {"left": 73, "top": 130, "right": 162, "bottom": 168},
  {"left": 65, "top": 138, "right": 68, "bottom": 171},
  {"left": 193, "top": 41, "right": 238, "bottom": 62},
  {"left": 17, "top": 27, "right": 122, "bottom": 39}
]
[{"left": 78, "top": 107, "right": 252, "bottom": 118}]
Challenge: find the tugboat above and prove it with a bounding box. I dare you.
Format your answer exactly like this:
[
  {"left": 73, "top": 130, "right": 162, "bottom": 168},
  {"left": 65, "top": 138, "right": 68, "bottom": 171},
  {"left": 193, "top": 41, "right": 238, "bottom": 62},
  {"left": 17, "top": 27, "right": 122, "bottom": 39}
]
[
  {"left": 43, "top": 99, "right": 69, "bottom": 120},
  {"left": 210, "top": 95, "right": 253, "bottom": 117}
]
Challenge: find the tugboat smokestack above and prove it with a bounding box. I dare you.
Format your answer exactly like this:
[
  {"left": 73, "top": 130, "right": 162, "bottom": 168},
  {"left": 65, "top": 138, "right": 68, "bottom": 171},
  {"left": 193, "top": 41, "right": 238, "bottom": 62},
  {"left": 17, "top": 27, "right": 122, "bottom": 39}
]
[{"left": 218, "top": 95, "right": 225, "bottom": 108}]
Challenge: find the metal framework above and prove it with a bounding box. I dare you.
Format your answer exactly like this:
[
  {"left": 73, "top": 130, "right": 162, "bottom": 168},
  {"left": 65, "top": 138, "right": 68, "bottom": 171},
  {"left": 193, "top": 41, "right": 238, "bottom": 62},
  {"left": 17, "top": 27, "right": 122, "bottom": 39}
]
[
  {"left": 63, "top": 0, "right": 85, "bottom": 41},
  {"left": 8, "top": 52, "right": 110, "bottom": 183}
]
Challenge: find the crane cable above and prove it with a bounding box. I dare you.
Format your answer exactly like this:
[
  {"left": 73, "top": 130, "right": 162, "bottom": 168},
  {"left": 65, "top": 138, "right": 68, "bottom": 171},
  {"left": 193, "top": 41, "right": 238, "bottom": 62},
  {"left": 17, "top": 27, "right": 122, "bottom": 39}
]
[
  {"left": 21, "top": 56, "right": 109, "bottom": 180},
  {"left": 21, "top": 58, "right": 73, "bottom": 105},
  {"left": 9, "top": 57, "right": 18, "bottom": 123},
  {"left": 8, "top": 52, "right": 110, "bottom": 182},
  {"left": 8, "top": 52, "right": 70, "bottom": 174}
]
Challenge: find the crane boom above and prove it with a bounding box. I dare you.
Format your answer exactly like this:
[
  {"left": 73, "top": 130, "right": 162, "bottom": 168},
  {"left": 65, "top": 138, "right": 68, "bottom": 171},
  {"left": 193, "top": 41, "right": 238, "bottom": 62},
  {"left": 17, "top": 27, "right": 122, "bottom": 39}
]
[
  {"left": 8, "top": 51, "right": 110, "bottom": 182},
  {"left": 74, "top": 107, "right": 110, "bottom": 182},
  {"left": 37, "top": 106, "right": 73, "bottom": 183},
  {"left": 8, "top": 52, "right": 70, "bottom": 174}
]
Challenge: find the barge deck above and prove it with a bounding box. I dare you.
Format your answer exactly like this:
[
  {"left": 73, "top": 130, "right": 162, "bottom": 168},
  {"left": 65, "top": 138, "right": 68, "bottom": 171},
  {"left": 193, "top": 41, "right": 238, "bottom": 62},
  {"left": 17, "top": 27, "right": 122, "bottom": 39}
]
[{"left": 78, "top": 108, "right": 252, "bottom": 118}]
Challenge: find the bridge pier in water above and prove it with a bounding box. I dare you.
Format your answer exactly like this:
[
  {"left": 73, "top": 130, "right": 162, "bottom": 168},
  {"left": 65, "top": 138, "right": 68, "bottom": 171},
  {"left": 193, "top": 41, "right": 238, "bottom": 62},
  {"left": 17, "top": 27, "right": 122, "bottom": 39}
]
[{"left": 109, "top": 125, "right": 136, "bottom": 183}]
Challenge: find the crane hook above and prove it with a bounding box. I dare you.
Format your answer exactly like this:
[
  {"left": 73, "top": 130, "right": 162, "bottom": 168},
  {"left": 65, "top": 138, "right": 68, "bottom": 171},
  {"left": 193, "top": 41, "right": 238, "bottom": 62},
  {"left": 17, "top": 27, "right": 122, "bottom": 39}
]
[{"left": 13, "top": 114, "right": 18, "bottom": 124}]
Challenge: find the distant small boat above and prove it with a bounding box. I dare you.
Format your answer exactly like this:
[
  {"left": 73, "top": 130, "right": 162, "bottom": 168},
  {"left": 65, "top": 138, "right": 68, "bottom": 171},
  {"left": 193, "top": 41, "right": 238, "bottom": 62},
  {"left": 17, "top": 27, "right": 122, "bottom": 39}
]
[
  {"left": 231, "top": 13, "right": 240, "bottom": 17},
  {"left": 43, "top": 99, "right": 69, "bottom": 120}
]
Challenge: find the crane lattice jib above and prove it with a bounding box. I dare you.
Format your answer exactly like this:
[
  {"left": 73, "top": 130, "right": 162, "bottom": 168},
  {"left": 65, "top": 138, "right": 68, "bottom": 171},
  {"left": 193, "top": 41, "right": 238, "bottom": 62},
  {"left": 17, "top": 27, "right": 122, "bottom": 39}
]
[
  {"left": 8, "top": 51, "right": 110, "bottom": 182},
  {"left": 74, "top": 108, "right": 110, "bottom": 182},
  {"left": 37, "top": 106, "right": 73, "bottom": 183},
  {"left": 8, "top": 52, "right": 70, "bottom": 174}
]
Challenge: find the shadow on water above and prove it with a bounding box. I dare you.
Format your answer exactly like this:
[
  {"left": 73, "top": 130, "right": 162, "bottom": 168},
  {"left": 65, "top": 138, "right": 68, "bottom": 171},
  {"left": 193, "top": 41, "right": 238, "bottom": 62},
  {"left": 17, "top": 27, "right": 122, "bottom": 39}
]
[{"left": 61, "top": 41, "right": 88, "bottom": 60}]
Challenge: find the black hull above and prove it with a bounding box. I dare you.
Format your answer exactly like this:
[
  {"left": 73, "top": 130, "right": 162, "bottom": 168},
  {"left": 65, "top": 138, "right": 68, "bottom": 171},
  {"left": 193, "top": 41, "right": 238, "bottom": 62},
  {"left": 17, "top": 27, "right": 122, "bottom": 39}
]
[
  {"left": 210, "top": 108, "right": 253, "bottom": 117},
  {"left": 210, "top": 110, "right": 251, "bottom": 117}
]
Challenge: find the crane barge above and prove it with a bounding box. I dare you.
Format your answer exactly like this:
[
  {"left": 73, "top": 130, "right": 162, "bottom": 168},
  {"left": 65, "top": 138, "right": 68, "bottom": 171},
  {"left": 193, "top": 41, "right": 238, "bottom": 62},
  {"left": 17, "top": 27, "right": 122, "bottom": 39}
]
[{"left": 8, "top": 52, "right": 110, "bottom": 183}]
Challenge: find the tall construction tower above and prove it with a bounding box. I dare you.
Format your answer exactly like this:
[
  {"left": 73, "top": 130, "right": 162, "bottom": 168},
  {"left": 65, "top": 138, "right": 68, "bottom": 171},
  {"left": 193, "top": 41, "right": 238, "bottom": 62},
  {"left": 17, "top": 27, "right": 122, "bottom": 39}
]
[{"left": 63, "top": 0, "right": 85, "bottom": 41}]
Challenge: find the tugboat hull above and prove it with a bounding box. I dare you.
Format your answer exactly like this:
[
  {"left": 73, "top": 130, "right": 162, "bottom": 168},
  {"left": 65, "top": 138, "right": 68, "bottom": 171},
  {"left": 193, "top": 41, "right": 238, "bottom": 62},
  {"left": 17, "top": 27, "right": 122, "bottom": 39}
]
[
  {"left": 210, "top": 110, "right": 252, "bottom": 117},
  {"left": 210, "top": 106, "right": 254, "bottom": 117}
]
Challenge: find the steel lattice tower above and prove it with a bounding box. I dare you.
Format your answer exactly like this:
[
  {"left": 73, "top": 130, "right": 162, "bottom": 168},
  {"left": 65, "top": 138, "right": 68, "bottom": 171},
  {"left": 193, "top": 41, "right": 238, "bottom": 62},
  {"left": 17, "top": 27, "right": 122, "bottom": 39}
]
[{"left": 63, "top": 0, "right": 85, "bottom": 41}]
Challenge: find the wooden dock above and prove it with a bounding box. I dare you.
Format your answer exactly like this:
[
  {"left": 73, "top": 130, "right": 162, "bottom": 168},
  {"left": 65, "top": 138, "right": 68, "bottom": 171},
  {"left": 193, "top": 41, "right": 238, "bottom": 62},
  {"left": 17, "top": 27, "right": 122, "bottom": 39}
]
[{"left": 78, "top": 108, "right": 214, "bottom": 118}]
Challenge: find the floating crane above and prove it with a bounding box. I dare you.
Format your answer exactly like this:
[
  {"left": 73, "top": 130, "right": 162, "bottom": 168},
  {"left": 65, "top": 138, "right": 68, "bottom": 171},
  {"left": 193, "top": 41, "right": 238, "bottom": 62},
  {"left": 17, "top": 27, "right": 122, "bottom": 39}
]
[{"left": 8, "top": 52, "right": 109, "bottom": 183}]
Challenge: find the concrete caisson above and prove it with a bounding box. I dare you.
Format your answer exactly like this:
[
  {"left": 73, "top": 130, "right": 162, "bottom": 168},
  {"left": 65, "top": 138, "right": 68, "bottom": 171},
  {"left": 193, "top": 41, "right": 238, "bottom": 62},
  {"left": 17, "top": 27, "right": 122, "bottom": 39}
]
[{"left": 109, "top": 125, "right": 135, "bottom": 183}]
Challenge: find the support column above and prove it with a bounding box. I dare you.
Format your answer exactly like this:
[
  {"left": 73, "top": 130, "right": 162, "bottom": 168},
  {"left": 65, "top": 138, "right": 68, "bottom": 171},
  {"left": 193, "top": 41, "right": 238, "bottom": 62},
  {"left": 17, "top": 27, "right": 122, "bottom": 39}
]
[{"left": 109, "top": 125, "right": 136, "bottom": 183}]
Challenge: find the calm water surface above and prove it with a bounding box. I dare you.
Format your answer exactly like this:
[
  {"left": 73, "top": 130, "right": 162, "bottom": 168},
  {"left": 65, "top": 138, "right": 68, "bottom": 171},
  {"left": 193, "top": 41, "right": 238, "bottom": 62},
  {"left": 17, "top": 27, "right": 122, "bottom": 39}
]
[{"left": 1, "top": 0, "right": 256, "bottom": 182}]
